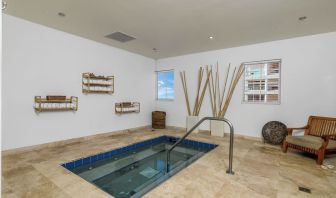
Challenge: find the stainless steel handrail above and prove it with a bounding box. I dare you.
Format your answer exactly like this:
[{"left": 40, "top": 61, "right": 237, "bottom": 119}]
[{"left": 166, "top": 117, "right": 234, "bottom": 175}]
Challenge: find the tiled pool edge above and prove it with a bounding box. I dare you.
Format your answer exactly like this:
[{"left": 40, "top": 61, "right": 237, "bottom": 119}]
[{"left": 62, "top": 135, "right": 218, "bottom": 170}]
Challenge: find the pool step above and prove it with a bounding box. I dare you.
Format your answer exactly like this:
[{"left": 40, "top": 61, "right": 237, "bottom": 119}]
[
  {"left": 78, "top": 147, "right": 165, "bottom": 181},
  {"left": 132, "top": 152, "right": 205, "bottom": 197},
  {"left": 78, "top": 144, "right": 201, "bottom": 182}
]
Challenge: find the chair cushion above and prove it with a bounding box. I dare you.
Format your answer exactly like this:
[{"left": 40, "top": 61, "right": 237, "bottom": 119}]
[
  {"left": 286, "top": 135, "right": 336, "bottom": 150},
  {"left": 329, "top": 139, "right": 336, "bottom": 149}
]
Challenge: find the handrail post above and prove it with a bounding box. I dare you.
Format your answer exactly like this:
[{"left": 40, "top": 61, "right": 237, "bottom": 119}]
[
  {"left": 165, "top": 117, "right": 234, "bottom": 175},
  {"left": 226, "top": 121, "right": 234, "bottom": 175}
]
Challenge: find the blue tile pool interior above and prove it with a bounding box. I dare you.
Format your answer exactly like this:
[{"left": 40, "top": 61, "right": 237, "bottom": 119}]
[{"left": 62, "top": 135, "right": 217, "bottom": 198}]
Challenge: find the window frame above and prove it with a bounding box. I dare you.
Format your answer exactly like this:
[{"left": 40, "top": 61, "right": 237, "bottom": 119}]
[
  {"left": 156, "top": 69, "right": 175, "bottom": 101},
  {"left": 242, "top": 59, "right": 281, "bottom": 105}
]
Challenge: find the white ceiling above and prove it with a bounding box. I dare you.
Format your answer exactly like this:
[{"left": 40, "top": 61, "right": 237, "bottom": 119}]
[{"left": 3, "top": 0, "right": 336, "bottom": 59}]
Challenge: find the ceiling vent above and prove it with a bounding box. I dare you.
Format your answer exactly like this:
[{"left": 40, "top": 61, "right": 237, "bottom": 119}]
[{"left": 105, "top": 32, "right": 135, "bottom": 43}]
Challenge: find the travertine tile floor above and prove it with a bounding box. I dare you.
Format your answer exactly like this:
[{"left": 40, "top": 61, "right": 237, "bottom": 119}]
[{"left": 2, "top": 128, "right": 336, "bottom": 198}]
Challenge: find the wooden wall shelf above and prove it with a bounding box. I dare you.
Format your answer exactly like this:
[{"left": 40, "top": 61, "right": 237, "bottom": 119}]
[
  {"left": 115, "top": 102, "right": 140, "bottom": 114},
  {"left": 82, "top": 73, "right": 114, "bottom": 94},
  {"left": 34, "top": 96, "right": 78, "bottom": 112}
]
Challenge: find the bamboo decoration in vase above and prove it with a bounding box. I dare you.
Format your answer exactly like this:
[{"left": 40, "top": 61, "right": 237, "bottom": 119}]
[
  {"left": 180, "top": 67, "right": 211, "bottom": 133},
  {"left": 207, "top": 62, "right": 245, "bottom": 137}
]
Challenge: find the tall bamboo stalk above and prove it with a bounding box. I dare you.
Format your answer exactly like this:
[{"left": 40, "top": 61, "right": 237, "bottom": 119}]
[
  {"left": 213, "top": 64, "right": 218, "bottom": 116},
  {"left": 180, "top": 71, "right": 191, "bottom": 115},
  {"left": 209, "top": 65, "right": 216, "bottom": 116},
  {"left": 219, "top": 64, "right": 231, "bottom": 111},
  {"left": 216, "top": 62, "right": 221, "bottom": 116},
  {"left": 195, "top": 69, "right": 211, "bottom": 115},
  {"left": 192, "top": 67, "right": 203, "bottom": 115},
  {"left": 219, "top": 64, "right": 244, "bottom": 118},
  {"left": 207, "top": 66, "right": 215, "bottom": 116},
  {"left": 208, "top": 63, "right": 245, "bottom": 118},
  {"left": 180, "top": 66, "right": 211, "bottom": 116},
  {"left": 181, "top": 62, "right": 243, "bottom": 118}
]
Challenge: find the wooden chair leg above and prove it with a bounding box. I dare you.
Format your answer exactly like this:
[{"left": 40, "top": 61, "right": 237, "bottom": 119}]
[
  {"left": 282, "top": 141, "right": 288, "bottom": 153},
  {"left": 317, "top": 149, "right": 325, "bottom": 165}
]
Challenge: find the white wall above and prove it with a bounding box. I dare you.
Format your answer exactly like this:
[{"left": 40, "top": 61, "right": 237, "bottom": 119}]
[
  {"left": 156, "top": 32, "right": 336, "bottom": 137},
  {"left": 2, "top": 15, "right": 156, "bottom": 150},
  {"left": 3, "top": 14, "right": 336, "bottom": 150}
]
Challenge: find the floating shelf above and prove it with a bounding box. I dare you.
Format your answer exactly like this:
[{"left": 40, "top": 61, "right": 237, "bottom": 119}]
[
  {"left": 82, "top": 72, "right": 114, "bottom": 94},
  {"left": 34, "top": 96, "right": 78, "bottom": 112},
  {"left": 115, "top": 102, "right": 140, "bottom": 114}
]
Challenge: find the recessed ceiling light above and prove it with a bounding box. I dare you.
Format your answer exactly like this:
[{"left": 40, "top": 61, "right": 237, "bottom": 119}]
[
  {"left": 58, "top": 12, "right": 66, "bottom": 17},
  {"left": 209, "top": 36, "right": 214, "bottom": 40},
  {"left": 298, "top": 16, "right": 307, "bottom": 21}
]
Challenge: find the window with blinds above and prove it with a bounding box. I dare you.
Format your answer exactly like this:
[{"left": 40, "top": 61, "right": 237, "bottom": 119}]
[{"left": 243, "top": 59, "right": 281, "bottom": 104}]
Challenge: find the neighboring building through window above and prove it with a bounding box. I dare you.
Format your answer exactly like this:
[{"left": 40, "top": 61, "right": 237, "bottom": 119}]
[
  {"left": 156, "top": 70, "right": 174, "bottom": 100},
  {"left": 243, "top": 59, "right": 281, "bottom": 104}
]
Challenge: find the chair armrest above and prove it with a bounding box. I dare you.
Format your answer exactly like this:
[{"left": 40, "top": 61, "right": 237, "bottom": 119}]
[
  {"left": 287, "top": 125, "right": 309, "bottom": 136},
  {"left": 321, "top": 135, "right": 332, "bottom": 148},
  {"left": 321, "top": 135, "right": 335, "bottom": 141}
]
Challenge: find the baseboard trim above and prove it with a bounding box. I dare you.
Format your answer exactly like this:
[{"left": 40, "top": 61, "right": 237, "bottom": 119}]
[
  {"left": 2, "top": 125, "right": 151, "bottom": 155},
  {"left": 2, "top": 125, "right": 262, "bottom": 155},
  {"left": 166, "top": 125, "right": 262, "bottom": 141}
]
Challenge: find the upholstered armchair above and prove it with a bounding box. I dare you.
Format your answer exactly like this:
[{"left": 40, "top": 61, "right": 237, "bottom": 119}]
[{"left": 282, "top": 116, "right": 336, "bottom": 165}]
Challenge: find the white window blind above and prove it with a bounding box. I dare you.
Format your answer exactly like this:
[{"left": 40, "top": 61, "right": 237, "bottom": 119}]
[{"left": 243, "top": 60, "right": 281, "bottom": 104}]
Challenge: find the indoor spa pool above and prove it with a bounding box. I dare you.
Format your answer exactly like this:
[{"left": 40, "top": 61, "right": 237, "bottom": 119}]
[{"left": 62, "top": 135, "right": 217, "bottom": 198}]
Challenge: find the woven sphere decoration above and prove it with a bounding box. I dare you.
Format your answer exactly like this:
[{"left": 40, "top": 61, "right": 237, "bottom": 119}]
[{"left": 262, "top": 121, "right": 287, "bottom": 145}]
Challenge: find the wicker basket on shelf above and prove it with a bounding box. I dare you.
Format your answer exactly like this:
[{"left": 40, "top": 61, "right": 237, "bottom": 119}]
[{"left": 152, "top": 111, "right": 166, "bottom": 129}]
